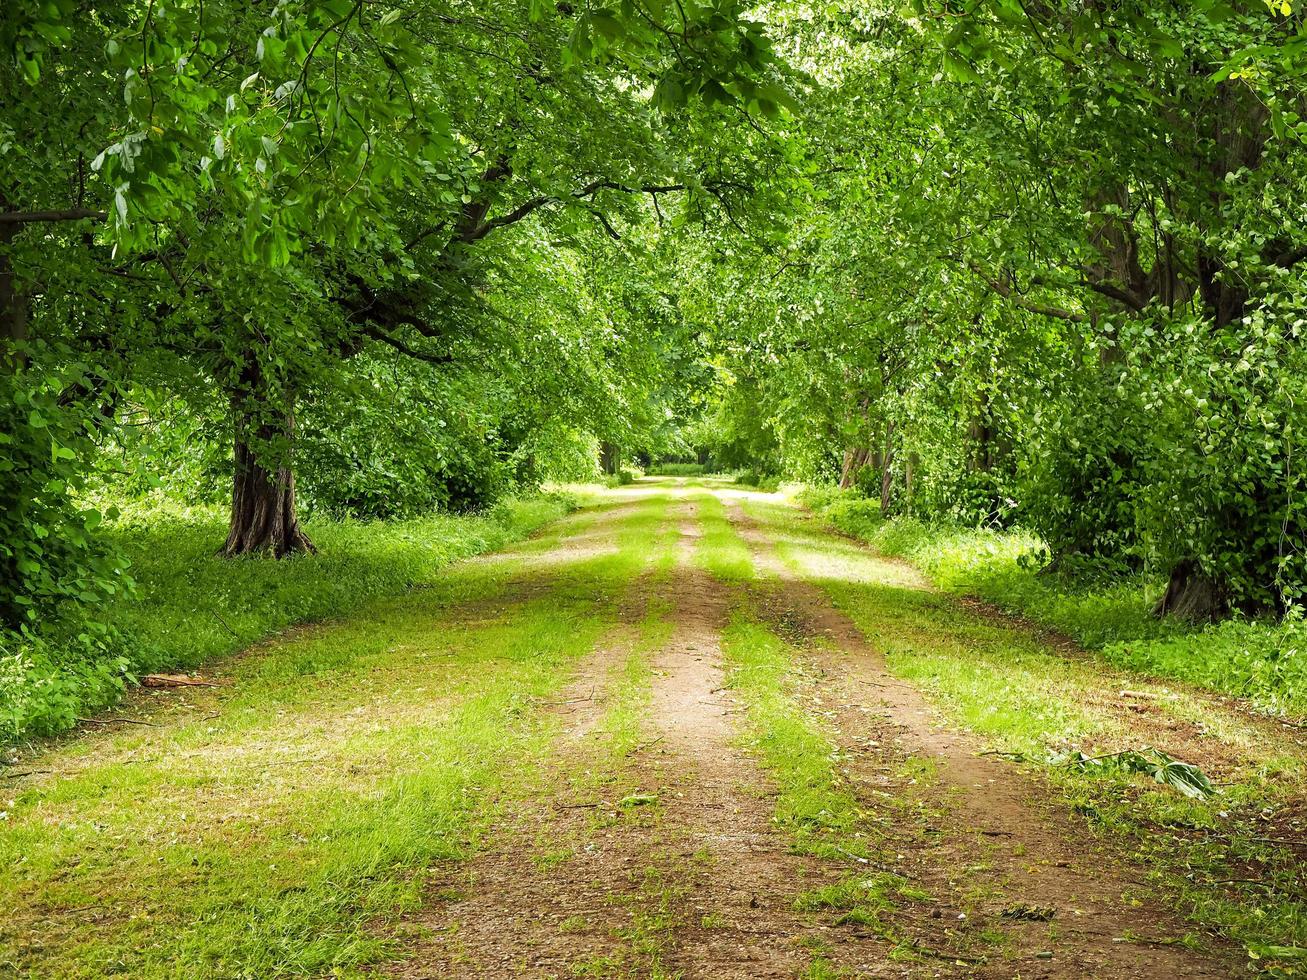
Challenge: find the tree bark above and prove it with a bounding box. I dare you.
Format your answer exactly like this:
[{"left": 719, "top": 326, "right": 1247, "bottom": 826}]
[
  {"left": 1153, "top": 559, "right": 1225, "bottom": 622},
  {"left": 220, "top": 361, "right": 314, "bottom": 558},
  {"left": 599, "top": 440, "right": 620, "bottom": 475},
  {"left": 0, "top": 213, "right": 29, "bottom": 369},
  {"left": 839, "top": 446, "right": 871, "bottom": 489},
  {"left": 880, "top": 420, "right": 896, "bottom": 515}
]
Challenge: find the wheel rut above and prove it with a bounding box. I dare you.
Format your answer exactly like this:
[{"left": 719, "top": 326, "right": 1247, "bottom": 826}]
[{"left": 726, "top": 499, "right": 1241, "bottom": 978}]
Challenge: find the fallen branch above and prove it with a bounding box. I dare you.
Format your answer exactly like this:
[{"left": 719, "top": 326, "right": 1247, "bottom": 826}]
[
  {"left": 141, "top": 674, "right": 223, "bottom": 689},
  {"left": 628, "top": 734, "right": 664, "bottom": 755},
  {"left": 77, "top": 716, "right": 159, "bottom": 728}
]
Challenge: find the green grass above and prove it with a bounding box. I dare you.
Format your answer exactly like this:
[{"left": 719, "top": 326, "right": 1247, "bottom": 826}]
[
  {"left": 797, "top": 486, "right": 1307, "bottom": 717},
  {"left": 695, "top": 506, "right": 927, "bottom": 951},
  {"left": 692, "top": 491, "right": 753, "bottom": 583},
  {"left": 714, "top": 601, "right": 942, "bottom": 965},
  {"left": 0, "top": 492, "right": 660, "bottom": 979},
  {"left": 2, "top": 493, "right": 578, "bottom": 743}
]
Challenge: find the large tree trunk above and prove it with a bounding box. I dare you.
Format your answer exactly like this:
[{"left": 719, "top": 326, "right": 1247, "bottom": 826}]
[
  {"left": 220, "top": 363, "right": 314, "bottom": 558},
  {"left": 1153, "top": 559, "right": 1225, "bottom": 622}
]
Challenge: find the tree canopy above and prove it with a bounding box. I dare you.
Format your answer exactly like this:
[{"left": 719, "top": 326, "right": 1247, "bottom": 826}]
[{"left": 5, "top": 0, "right": 1307, "bottom": 666}]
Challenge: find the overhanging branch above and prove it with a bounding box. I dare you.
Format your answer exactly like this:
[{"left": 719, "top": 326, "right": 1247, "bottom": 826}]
[
  {"left": 955, "top": 257, "right": 1088, "bottom": 323},
  {"left": 0, "top": 209, "right": 107, "bottom": 225}
]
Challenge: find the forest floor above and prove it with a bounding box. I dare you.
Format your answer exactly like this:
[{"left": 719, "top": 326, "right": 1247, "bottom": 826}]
[{"left": 2, "top": 478, "right": 1304, "bottom": 979}]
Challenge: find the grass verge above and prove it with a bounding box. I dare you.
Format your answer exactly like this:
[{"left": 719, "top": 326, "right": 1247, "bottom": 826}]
[
  {"left": 759, "top": 495, "right": 1307, "bottom": 973},
  {"left": 0, "top": 492, "right": 657, "bottom": 979},
  {"left": 2, "top": 493, "right": 578, "bottom": 744},
  {"left": 796, "top": 486, "right": 1307, "bottom": 718}
]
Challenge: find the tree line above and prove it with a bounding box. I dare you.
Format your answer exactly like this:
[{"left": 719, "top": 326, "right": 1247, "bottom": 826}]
[
  {"left": 1, "top": 0, "right": 787, "bottom": 643},
  {"left": 687, "top": 0, "right": 1307, "bottom": 621},
  {"left": 4, "top": 0, "right": 1307, "bottom": 670}
]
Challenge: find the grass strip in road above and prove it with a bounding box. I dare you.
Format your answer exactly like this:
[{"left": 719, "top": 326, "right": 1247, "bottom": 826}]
[
  {"left": 719, "top": 609, "right": 939, "bottom": 971},
  {"left": 0, "top": 493, "right": 663, "bottom": 979},
  {"left": 694, "top": 499, "right": 935, "bottom": 970}
]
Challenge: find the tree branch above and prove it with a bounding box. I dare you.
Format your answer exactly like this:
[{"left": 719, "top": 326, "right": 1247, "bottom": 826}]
[
  {"left": 1080, "top": 276, "right": 1147, "bottom": 312},
  {"left": 957, "top": 257, "right": 1088, "bottom": 323},
  {"left": 361, "top": 324, "right": 455, "bottom": 365},
  {"left": 0, "top": 209, "right": 107, "bottom": 225}
]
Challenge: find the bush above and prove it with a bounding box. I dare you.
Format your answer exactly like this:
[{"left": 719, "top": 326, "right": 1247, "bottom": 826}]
[
  {"left": 603, "top": 465, "right": 642, "bottom": 487},
  {"left": 1, "top": 359, "right": 132, "bottom": 636},
  {"left": 647, "top": 462, "right": 709, "bottom": 476},
  {"left": 733, "top": 468, "right": 780, "bottom": 492}
]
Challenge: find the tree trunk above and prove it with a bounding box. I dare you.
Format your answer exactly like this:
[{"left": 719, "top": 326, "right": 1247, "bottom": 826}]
[
  {"left": 967, "top": 391, "right": 995, "bottom": 473},
  {"left": 0, "top": 216, "right": 28, "bottom": 369},
  {"left": 599, "top": 440, "right": 620, "bottom": 475},
  {"left": 1153, "top": 559, "right": 1225, "bottom": 622},
  {"left": 839, "top": 446, "right": 871, "bottom": 489},
  {"left": 880, "top": 420, "right": 896, "bottom": 515},
  {"left": 220, "top": 363, "right": 314, "bottom": 558}
]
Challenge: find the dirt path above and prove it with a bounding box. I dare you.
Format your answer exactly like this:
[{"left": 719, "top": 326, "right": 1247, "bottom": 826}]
[
  {"left": 725, "top": 499, "right": 1241, "bottom": 978},
  {"left": 367, "top": 482, "right": 1257, "bottom": 979},
  {"left": 14, "top": 482, "right": 1279, "bottom": 980},
  {"left": 382, "top": 496, "right": 836, "bottom": 978}
]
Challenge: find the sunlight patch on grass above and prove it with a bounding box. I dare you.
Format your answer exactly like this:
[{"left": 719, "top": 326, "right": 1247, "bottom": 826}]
[{"left": 691, "top": 492, "right": 754, "bottom": 583}]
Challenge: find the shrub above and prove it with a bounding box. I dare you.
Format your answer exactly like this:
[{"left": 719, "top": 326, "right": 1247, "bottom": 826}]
[
  {"left": 647, "top": 462, "right": 709, "bottom": 476},
  {"left": 733, "top": 468, "right": 780, "bottom": 491}
]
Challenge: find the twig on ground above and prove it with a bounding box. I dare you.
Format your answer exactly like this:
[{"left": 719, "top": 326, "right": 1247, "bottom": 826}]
[
  {"left": 628, "top": 735, "right": 664, "bottom": 755},
  {"left": 142, "top": 674, "right": 222, "bottom": 689},
  {"left": 77, "top": 716, "right": 159, "bottom": 728},
  {"left": 212, "top": 610, "right": 239, "bottom": 636}
]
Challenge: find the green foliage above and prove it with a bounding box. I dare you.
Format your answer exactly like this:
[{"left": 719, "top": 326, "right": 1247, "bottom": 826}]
[
  {"left": 732, "top": 468, "right": 780, "bottom": 492},
  {"left": 0, "top": 357, "right": 132, "bottom": 634},
  {"left": 1058, "top": 749, "right": 1218, "bottom": 801},
  {"left": 678, "top": 0, "right": 1307, "bottom": 620},
  {"left": 646, "top": 462, "right": 709, "bottom": 476},
  {"left": 0, "top": 632, "right": 131, "bottom": 743}
]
